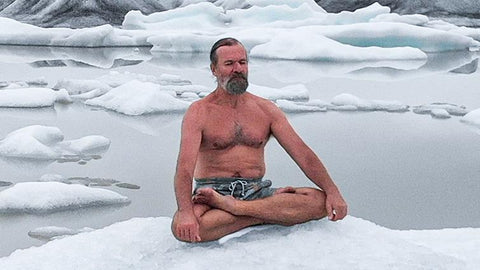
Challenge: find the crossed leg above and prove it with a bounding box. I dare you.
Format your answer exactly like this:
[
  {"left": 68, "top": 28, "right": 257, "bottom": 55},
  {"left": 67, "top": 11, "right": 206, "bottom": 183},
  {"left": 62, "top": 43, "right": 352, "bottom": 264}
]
[{"left": 190, "top": 187, "right": 328, "bottom": 242}]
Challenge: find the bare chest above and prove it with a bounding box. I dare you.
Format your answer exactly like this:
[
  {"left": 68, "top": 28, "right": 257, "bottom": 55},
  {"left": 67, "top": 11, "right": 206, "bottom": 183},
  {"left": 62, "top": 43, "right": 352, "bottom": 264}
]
[{"left": 201, "top": 110, "right": 271, "bottom": 151}]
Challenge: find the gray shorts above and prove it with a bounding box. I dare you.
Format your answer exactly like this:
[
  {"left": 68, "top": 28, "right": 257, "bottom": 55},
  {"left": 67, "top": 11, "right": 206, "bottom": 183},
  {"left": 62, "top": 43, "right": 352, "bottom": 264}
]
[{"left": 193, "top": 177, "right": 276, "bottom": 201}]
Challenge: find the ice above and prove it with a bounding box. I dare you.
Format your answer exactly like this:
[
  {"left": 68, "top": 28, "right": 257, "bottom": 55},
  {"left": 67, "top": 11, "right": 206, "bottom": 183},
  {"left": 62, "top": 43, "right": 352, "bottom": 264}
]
[
  {"left": 0, "top": 216, "right": 477, "bottom": 269},
  {"left": 250, "top": 30, "right": 427, "bottom": 61},
  {"left": 53, "top": 79, "right": 111, "bottom": 96},
  {"left": 330, "top": 93, "right": 409, "bottom": 112},
  {"left": 0, "top": 125, "right": 110, "bottom": 161},
  {"left": 276, "top": 99, "right": 327, "bottom": 113},
  {"left": 0, "top": 88, "right": 71, "bottom": 108},
  {"left": 0, "top": 1, "right": 478, "bottom": 56},
  {"left": 28, "top": 226, "right": 94, "bottom": 241},
  {"left": 84, "top": 80, "right": 191, "bottom": 116},
  {"left": 249, "top": 84, "right": 309, "bottom": 101},
  {"left": 0, "top": 181, "right": 129, "bottom": 214},
  {"left": 461, "top": 108, "right": 480, "bottom": 128},
  {"left": 413, "top": 103, "right": 469, "bottom": 118}
]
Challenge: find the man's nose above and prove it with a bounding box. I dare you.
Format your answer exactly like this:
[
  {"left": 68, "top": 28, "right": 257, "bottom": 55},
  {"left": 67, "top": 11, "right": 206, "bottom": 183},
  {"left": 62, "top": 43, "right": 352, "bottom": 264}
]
[{"left": 232, "top": 62, "right": 244, "bottom": 72}]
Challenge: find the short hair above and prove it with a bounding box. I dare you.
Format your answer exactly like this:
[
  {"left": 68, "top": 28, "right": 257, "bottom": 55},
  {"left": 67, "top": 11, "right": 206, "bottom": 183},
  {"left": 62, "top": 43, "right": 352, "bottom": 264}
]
[{"left": 209, "top": 37, "right": 245, "bottom": 66}]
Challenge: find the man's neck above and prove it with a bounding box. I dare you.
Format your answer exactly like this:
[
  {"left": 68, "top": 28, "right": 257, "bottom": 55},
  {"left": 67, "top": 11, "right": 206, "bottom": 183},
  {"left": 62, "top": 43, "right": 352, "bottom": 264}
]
[{"left": 211, "top": 87, "right": 246, "bottom": 108}]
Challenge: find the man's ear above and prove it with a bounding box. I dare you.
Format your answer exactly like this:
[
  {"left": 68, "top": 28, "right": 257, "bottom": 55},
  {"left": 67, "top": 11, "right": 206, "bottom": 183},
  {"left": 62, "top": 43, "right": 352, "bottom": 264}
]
[{"left": 210, "top": 63, "right": 216, "bottom": 76}]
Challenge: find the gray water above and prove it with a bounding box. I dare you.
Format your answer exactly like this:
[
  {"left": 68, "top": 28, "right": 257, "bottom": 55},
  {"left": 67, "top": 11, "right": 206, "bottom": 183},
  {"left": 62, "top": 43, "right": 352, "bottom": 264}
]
[{"left": 1, "top": 46, "right": 479, "bottom": 257}]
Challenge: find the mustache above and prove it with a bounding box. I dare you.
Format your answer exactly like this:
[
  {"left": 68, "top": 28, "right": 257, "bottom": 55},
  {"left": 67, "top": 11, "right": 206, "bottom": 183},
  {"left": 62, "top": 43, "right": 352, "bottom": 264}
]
[{"left": 230, "top": 72, "right": 247, "bottom": 80}]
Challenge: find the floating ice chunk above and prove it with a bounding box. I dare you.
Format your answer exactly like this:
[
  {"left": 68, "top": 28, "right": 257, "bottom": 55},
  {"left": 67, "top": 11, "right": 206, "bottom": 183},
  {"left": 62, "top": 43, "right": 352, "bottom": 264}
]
[
  {"left": 313, "top": 22, "right": 480, "bottom": 52},
  {"left": 430, "top": 109, "right": 451, "bottom": 119},
  {"left": 250, "top": 30, "right": 427, "bottom": 61},
  {"left": 0, "top": 182, "right": 129, "bottom": 214},
  {"left": 97, "top": 71, "right": 164, "bottom": 87},
  {"left": 331, "top": 93, "right": 409, "bottom": 112},
  {"left": 0, "top": 126, "right": 64, "bottom": 159},
  {"left": 0, "top": 88, "right": 71, "bottom": 108},
  {"left": 462, "top": 108, "right": 480, "bottom": 128},
  {"left": 0, "top": 216, "right": 476, "bottom": 269},
  {"left": 323, "top": 2, "right": 390, "bottom": 25},
  {"left": 276, "top": 99, "right": 327, "bottom": 113},
  {"left": 0, "top": 125, "right": 110, "bottom": 162},
  {"left": 370, "top": 13, "right": 429, "bottom": 26},
  {"left": 28, "top": 226, "right": 94, "bottom": 241},
  {"left": 39, "top": 174, "right": 67, "bottom": 183},
  {"left": 54, "top": 79, "right": 111, "bottom": 96},
  {"left": 413, "top": 103, "right": 469, "bottom": 117},
  {"left": 179, "top": 92, "right": 200, "bottom": 101},
  {"left": 58, "top": 136, "right": 111, "bottom": 155},
  {"left": 85, "top": 80, "right": 191, "bottom": 115},
  {"left": 248, "top": 83, "right": 309, "bottom": 101}
]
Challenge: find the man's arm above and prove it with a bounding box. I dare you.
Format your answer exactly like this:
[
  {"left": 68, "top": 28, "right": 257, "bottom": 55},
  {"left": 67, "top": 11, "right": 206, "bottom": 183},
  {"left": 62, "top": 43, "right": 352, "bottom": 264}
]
[
  {"left": 269, "top": 103, "right": 347, "bottom": 221},
  {"left": 173, "top": 102, "right": 203, "bottom": 242}
]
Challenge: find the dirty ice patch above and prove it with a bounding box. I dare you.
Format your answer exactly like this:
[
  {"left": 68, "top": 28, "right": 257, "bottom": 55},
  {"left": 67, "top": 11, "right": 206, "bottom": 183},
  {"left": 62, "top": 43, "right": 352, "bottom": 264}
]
[
  {"left": 250, "top": 30, "right": 427, "bottom": 61},
  {"left": 330, "top": 93, "right": 409, "bottom": 112},
  {"left": 0, "top": 182, "right": 129, "bottom": 214},
  {"left": 0, "top": 125, "right": 110, "bottom": 162},
  {"left": 413, "top": 103, "right": 469, "bottom": 119},
  {"left": 29, "top": 226, "right": 94, "bottom": 241},
  {"left": 0, "top": 88, "right": 71, "bottom": 108},
  {"left": 0, "top": 216, "right": 476, "bottom": 269},
  {"left": 84, "top": 80, "right": 191, "bottom": 115}
]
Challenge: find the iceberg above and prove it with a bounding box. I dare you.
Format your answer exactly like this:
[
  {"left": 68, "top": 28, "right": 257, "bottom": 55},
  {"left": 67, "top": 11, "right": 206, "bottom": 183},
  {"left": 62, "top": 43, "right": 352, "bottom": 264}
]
[
  {"left": 0, "top": 216, "right": 478, "bottom": 269},
  {"left": 0, "top": 88, "right": 71, "bottom": 108},
  {"left": 0, "top": 181, "right": 129, "bottom": 214},
  {"left": 0, "top": 125, "right": 110, "bottom": 161}
]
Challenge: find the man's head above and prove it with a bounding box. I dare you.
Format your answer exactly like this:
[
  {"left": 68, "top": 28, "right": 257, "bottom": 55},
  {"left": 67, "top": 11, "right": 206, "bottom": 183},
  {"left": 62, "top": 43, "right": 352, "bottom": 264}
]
[{"left": 210, "top": 37, "right": 249, "bottom": 95}]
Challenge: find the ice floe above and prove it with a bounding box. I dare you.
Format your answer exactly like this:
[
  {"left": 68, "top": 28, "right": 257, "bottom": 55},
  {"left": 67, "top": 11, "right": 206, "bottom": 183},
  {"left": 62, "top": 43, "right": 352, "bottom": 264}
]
[
  {"left": 0, "top": 88, "right": 71, "bottom": 108},
  {"left": 84, "top": 80, "right": 191, "bottom": 115},
  {"left": 0, "top": 125, "right": 110, "bottom": 162},
  {"left": 330, "top": 93, "right": 409, "bottom": 112},
  {"left": 461, "top": 108, "right": 480, "bottom": 128},
  {"left": 28, "top": 226, "right": 94, "bottom": 241},
  {"left": 0, "top": 182, "right": 129, "bottom": 214},
  {"left": 0, "top": 216, "right": 478, "bottom": 269},
  {"left": 413, "top": 103, "right": 469, "bottom": 118}
]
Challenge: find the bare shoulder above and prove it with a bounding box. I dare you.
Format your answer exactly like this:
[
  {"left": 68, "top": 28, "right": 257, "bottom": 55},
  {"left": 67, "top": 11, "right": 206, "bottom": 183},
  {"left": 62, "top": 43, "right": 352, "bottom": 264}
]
[{"left": 248, "top": 93, "right": 286, "bottom": 120}]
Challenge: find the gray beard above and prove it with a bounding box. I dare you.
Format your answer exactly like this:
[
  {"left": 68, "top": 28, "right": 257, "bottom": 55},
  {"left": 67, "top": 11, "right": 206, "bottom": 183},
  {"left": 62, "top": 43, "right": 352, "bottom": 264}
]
[{"left": 225, "top": 75, "right": 248, "bottom": 95}]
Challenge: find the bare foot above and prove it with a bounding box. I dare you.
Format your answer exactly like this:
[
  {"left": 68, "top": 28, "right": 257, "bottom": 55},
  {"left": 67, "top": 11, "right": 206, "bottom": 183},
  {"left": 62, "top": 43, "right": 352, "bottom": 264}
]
[
  {"left": 193, "top": 188, "right": 237, "bottom": 213},
  {"left": 274, "top": 186, "right": 296, "bottom": 195}
]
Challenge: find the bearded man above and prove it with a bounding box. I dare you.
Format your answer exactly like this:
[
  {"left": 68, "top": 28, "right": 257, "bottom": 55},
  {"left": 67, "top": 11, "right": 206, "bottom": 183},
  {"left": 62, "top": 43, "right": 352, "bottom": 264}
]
[{"left": 171, "top": 37, "right": 347, "bottom": 242}]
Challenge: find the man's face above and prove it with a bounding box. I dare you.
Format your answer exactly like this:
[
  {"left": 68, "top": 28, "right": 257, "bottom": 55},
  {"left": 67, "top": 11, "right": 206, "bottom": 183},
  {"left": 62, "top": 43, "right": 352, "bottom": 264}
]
[{"left": 211, "top": 44, "right": 249, "bottom": 95}]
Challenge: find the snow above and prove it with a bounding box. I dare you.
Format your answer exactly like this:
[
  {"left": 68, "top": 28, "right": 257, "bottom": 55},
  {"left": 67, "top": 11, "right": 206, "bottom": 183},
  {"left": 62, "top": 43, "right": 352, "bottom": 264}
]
[
  {"left": 462, "top": 108, "right": 480, "bottom": 128},
  {"left": 0, "top": 88, "right": 71, "bottom": 108},
  {"left": 0, "top": 216, "right": 478, "bottom": 269},
  {"left": 0, "top": 182, "right": 129, "bottom": 214},
  {"left": 330, "top": 93, "right": 409, "bottom": 112},
  {"left": 0, "top": 125, "right": 110, "bottom": 161},
  {"left": 84, "top": 80, "right": 191, "bottom": 115},
  {"left": 28, "top": 226, "right": 94, "bottom": 241}
]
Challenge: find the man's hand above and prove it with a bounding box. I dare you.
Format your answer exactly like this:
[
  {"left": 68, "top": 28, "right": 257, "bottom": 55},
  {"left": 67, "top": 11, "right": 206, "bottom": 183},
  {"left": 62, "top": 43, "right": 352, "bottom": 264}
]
[
  {"left": 325, "top": 191, "right": 348, "bottom": 221},
  {"left": 173, "top": 210, "right": 201, "bottom": 242}
]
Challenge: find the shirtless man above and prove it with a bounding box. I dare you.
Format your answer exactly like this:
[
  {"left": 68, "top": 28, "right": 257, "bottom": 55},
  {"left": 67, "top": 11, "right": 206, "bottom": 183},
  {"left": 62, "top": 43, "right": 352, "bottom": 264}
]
[{"left": 172, "top": 37, "right": 347, "bottom": 243}]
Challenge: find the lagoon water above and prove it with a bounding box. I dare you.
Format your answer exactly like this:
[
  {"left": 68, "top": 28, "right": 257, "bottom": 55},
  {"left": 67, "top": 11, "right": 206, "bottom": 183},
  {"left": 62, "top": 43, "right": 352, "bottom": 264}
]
[{"left": 1, "top": 46, "right": 479, "bottom": 257}]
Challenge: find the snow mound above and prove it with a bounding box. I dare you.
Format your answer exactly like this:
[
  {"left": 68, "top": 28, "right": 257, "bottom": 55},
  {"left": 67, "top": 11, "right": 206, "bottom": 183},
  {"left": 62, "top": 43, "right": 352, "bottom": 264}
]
[
  {"left": 461, "top": 108, "right": 480, "bottom": 127},
  {"left": 84, "top": 80, "right": 191, "bottom": 115},
  {"left": 0, "top": 216, "right": 477, "bottom": 269},
  {"left": 0, "top": 182, "right": 129, "bottom": 214},
  {"left": 0, "top": 88, "right": 71, "bottom": 108},
  {"left": 0, "top": 125, "right": 110, "bottom": 161}
]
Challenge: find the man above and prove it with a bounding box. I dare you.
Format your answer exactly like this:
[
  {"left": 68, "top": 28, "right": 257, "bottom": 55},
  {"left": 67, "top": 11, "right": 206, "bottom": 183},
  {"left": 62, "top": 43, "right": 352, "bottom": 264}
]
[{"left": 172, "top": 37, "right": 347, "bottom": 243}]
